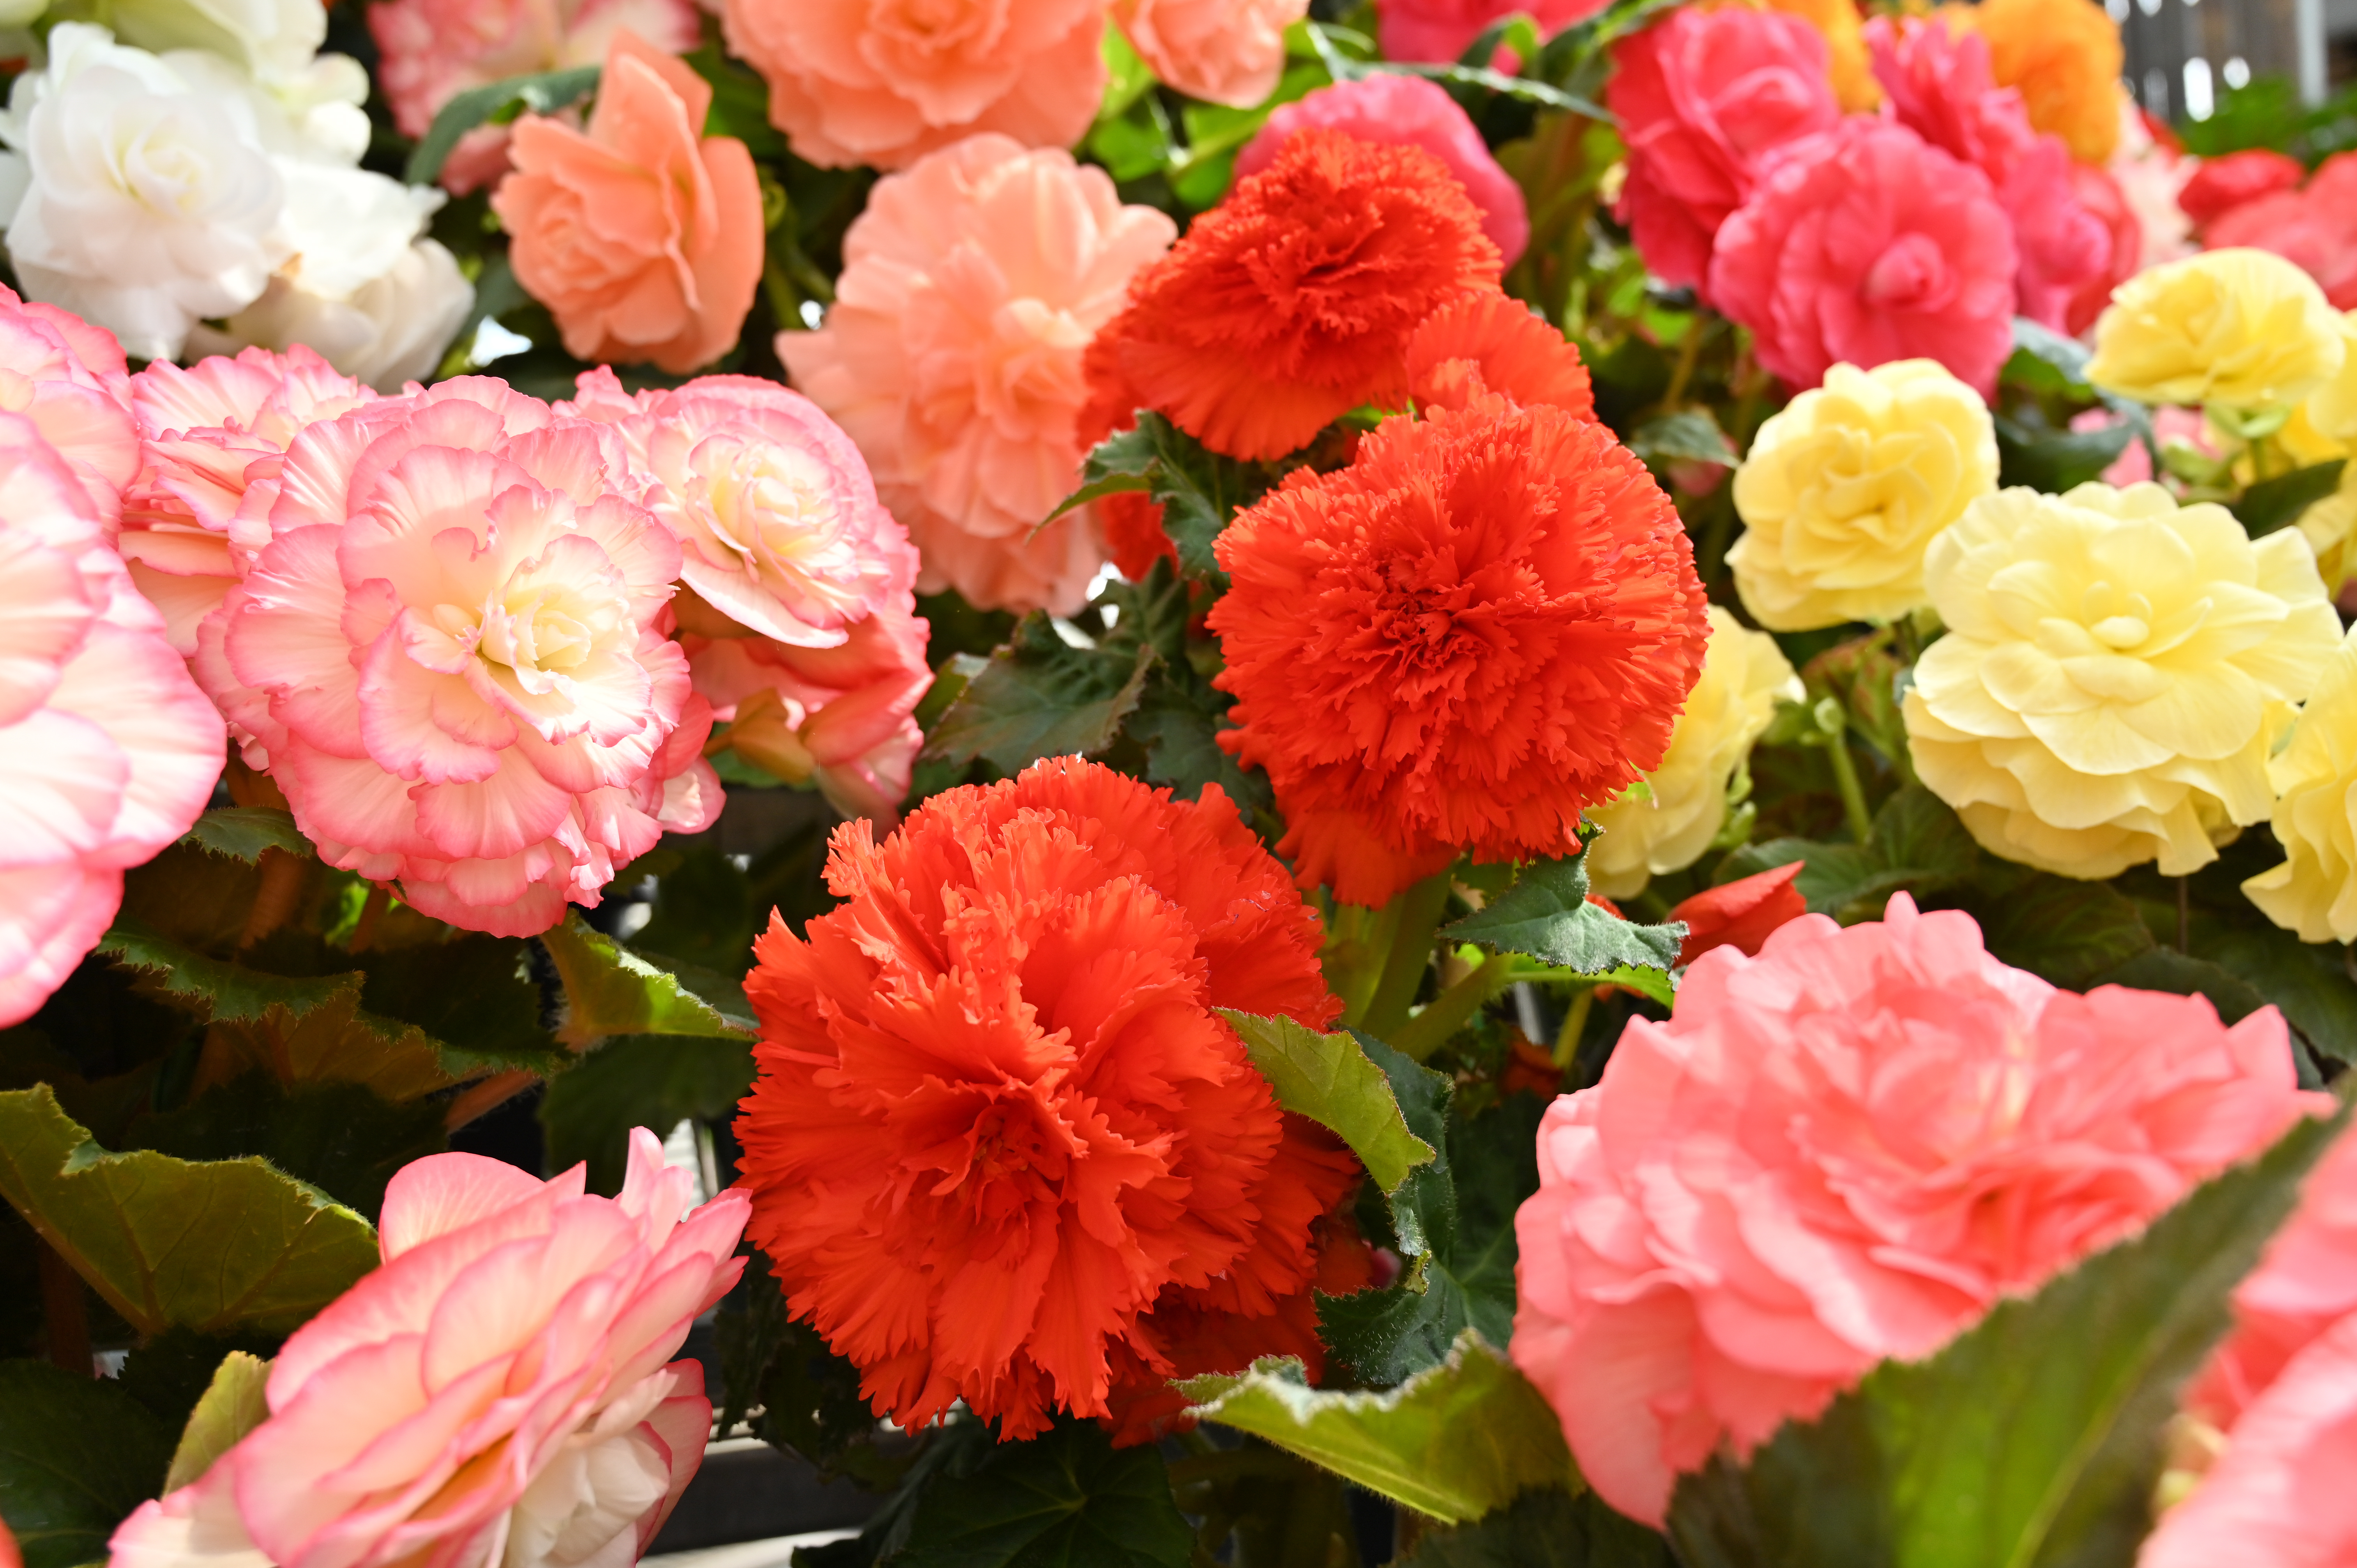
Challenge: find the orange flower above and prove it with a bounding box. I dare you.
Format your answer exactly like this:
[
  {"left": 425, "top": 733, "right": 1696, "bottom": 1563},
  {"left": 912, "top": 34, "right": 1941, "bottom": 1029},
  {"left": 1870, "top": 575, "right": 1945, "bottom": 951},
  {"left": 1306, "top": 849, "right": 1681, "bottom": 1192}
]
[
  {"left": 1209, "top": 398, "right": 1710, "bottom": 907},
  {"left": 733, "top": 758, "right": 1359, "bottom": 1440},
  {"left": 1405, "top": 291, "right": 1595, "bottom": 418},
  {"left": 1081, "top": 130, "right": 1502, "bottom": 462},
  {"left": 1944, "top": 0, "right": 2122, "bottom": 164},
  {"left": 492, "top": 30, "right": 763, "bottom": 374}
]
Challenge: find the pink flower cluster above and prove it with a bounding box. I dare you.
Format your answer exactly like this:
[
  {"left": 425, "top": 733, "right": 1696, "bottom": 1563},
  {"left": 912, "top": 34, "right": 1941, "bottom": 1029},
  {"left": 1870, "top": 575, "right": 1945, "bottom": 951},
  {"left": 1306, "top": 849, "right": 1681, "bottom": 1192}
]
[
  {"left": 0, "top": 288, "right": 223, "bottom": 1026},
  {"left": 2184, "top": 150, "right": 2357, "bottom": 310},
  {"left": 1512, "top": 894, "right": 2325, "bottom": 1526},
  {"left": 110, "top": 1130, "right": 749, "bottom": 1568},
  {"left": 1611, "top": 7, "right": 2116, "bottom": 392}
]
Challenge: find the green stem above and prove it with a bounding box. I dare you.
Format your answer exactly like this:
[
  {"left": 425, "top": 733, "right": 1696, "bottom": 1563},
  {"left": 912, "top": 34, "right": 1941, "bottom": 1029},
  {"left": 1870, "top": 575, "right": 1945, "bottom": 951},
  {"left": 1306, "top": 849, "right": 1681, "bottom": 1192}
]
[
  {"left": 1391, "top": 952, "right": 1512, "bottom": 1062},
  {"left": 1655, "top": 318, "right": 1707, "bottom": 415},
  {"left": 1359, "top": 871, "right": 1454, "bottom": 1040},
  {"left": 1553, "top": 985, "right": 1595, "bottom": 1069},
  {"left": 1825, "top": 728, "right": 1875, "bottom": 846}
]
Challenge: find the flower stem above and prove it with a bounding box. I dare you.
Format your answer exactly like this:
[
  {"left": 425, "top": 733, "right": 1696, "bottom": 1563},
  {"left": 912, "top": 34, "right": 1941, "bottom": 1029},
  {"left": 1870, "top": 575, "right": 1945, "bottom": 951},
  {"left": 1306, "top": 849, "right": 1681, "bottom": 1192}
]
[
  {"left": 1391, "top": 952, "right": 1511, "bottom": 1062},
  {"left": 1825, "top": 727, "right": 1875, "bottom": 846},
  {"left": 1359, "top": 872, "right": 1454, "bottom": 1041},
  {"left": 37, "top": 1237, "right": 88, "bottom": 1377},
  {"left": 348, "top": 884, "right": 391, "bottom": 955},
  {"left": 1553, "top": 985, "right": 1595, "bottom": 1070}
]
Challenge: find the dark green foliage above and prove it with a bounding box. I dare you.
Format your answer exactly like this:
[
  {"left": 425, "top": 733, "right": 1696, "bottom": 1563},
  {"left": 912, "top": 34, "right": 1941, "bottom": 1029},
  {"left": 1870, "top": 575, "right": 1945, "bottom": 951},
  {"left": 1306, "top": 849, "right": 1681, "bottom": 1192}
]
[
  {"left": 1442, "top": 855, "right": 1684, "bottom": 977},
  {"left": 1394, "top": 1489, "right": 1673, "bottom": 1568},
  {"left": 0, "top": 1360, "right": 175, "bottom": 1568},
  {"left": 539, "top": 1036, "right": 755, "bottom": 1196},
  {"left": 124, "top": 1074, "right": 445, "bottom": 1222}
]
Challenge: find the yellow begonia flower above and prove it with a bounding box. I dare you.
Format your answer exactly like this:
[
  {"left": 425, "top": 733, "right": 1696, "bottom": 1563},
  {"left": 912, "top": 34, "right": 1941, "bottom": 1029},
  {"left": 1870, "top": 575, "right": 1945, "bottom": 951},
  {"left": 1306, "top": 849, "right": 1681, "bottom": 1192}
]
[
  {"left": 2256, "top": 315, "right": 2357, "bottom": 594},
  {"left": 1942, "top": 0, "right": 2122, "bottom": 164},
  {"left": 1729, "top": 360, "right": 1998, "bottom": 632},
  {"left": 2244, "top": 627, "right": 2357, "bottom": 942},
  {"left": 2086, "top": 249, "right": 2346, "bottom": 413},
  {"left": 1587, "top": 606, "right": 1802, "bottom": 898},
  {"left": 1903, "top": 481, "right": 2342, "bottom": 880}
]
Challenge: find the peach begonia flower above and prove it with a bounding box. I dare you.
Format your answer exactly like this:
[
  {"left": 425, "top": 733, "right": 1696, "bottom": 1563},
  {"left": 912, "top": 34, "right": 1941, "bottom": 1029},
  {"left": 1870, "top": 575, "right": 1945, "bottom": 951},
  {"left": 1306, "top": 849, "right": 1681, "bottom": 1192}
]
[
  {"left": 1511, "top": 893, "right": 2328, "bottom": 1527},
  {"left": 369, "top": 0, "right": 702, "bottom": 194},
  {"left": 1113, "top": 0, "right": 1304, "bottom": 110},
  {"left": 493, "top": 30, "right": 764, "bottom": 378},
  {"left": 721, "top": 0, "right": 1106, "bottom": 171},
  {"left": 0, "top": 282, "right": 138, "bottom": 528},
  {"left": 0, "top": 411, "right": 224, "bottom": 1028},
  {"left": 120, "top": 346, "right": 377, "bottom": 655},
  {"left": 190, "top": 376, "right": 722, "bottom": 938},
  {"left": 554, "top": 368, "right": 932, "bottom": 822},
  {"left": 108, "top": 1129, "right": 749, "bottom": 1568},
  {"left": 781, "top": 135, "right": 1176, "bottom": 614}
]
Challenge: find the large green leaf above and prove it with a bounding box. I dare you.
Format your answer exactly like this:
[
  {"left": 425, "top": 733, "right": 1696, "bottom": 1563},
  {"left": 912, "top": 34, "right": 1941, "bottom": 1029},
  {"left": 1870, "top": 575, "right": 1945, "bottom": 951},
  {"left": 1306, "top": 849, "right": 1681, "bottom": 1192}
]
[
  {"left": 0, "top": 1086, "right": 378, "bottom": 1338},
  {"left": 1182, "top": 1331, "right": 1574, "bottom": 1525},
  {"left": 923, "top": 611, "right": 1159, "bottom": 775},
  {"left": 1393, "top": 1489, "right": 1674, "bottom": 1568},
  {"left": 538, "top": 916, "right": 754, "bottom": 1047},
  {"left": 1442, "top": 856, "right": 1683, "bottom": 982},
  {"left": 1216, "top": 1010, "right": 1435, "bottom": 1194},
  {"left": 178, "top": 807, "right": 313, "bottom": 864},
  {"left": 1726, "top": 785, "right": 1982, "bottom": 922},
  {"left": 360, "top": 936, "right": 566, "bottom": 1078},
  {"left": 0, "top": 1359, "right": 175, "bottom": 1568},
  {"left": 125, "top": 1074, "right": 444, "bottom": 1223},
  {"left": 1666, "top": 1102, "right": 2350, "bottom": 1568},
  {"left": 540, "top": 1034, "right": 756, "bottom": 1195},
  {"left": 2201, "top": 925, "right": 2357, "bottom": 1064},
  {"left": 1969, "top": 871, "right": 2156, "bottom": 990},
  {"left": 891, "top": 1419, "right": 1194, "bottom": 1568}
]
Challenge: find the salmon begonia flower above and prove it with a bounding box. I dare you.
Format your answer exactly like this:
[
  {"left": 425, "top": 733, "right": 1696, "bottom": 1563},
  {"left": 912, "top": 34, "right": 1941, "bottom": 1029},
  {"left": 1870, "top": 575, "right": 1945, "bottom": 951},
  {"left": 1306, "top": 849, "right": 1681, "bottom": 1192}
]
[
  {"left": 1512, "top": 894, "right": 2329, "bottom": 1526},
  {"left": 109, "top": 1130, "right": 748, "bottom": 1568},
  {"left": 190, "top": 376, "right": 721, "bottom": 937},
  {"left": 734, "top": 758, "right": 1365, "bottom": 1442},
  {"left": 0, "top": 412, "right": 223, "bottom": 1028},
  {"left": 1113, "top": 0, "right": 1303, "bottom": 110},
  {"left": 493, "top": 29, "right": 763, "bottom": 377}
]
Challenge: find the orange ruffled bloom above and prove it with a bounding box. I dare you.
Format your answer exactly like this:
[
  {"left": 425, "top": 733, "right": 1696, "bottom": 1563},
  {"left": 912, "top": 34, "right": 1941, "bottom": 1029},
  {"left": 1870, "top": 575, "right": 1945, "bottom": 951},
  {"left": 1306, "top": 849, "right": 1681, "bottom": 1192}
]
[
  {"left": 1943, "top": 0, "right": 2122, "bottom": 164},
  {"left": 1210, "top": 398, "right": 1711, "bottom": 907},
  {"left": 1082, "top": 129, "right": 1502, "bottom": 462},
  {"left": 733, "top": 757, "right": 1363, "bottom": 1441},
  {"left": 493, "top": 30, "right": 763, "bottom": 374},
  {"left": 1406, "top": 291, "right": 1595, "bottom": 418}
]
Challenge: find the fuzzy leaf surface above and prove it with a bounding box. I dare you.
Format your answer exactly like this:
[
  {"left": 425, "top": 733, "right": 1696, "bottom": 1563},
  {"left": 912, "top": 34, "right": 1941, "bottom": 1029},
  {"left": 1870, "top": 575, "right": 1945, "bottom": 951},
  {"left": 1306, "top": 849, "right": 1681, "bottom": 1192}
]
[{"left": 1217, "top": 1010, "right": 1436, "bottom": 1194}]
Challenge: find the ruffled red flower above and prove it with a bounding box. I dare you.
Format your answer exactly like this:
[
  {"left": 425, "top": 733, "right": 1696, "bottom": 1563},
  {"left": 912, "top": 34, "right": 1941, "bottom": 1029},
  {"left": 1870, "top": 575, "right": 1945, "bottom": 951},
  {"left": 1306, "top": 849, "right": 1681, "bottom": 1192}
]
[
  {"left": 1080, "top": 129, "right": 1502, "bottom": 462},
  {"left": 733, "top": 758, "right": 1358, "bottom": 1441},
  {"left": 1406, "top": 291, "right": 1595, "bottom": 418},
  {"left": 1208, "top": 397, "right": 1710, "bottom": 907}
]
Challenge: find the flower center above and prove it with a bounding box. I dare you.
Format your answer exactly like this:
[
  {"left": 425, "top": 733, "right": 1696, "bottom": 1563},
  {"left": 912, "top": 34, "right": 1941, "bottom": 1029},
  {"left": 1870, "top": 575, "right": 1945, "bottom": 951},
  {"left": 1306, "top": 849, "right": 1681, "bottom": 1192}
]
[
  {"left": 2080, "top": 582, "right": 2154, "bottom": 650},
  {"left": 1862, "top": 233, "right": 1955, "bottom": 312}
]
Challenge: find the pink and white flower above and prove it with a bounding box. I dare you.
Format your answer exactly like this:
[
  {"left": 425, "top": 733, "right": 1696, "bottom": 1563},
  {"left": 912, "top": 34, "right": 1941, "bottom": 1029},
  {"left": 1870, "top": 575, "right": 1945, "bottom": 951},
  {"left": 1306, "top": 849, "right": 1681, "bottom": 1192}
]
[
  {"left": 0, "top": 282, "right": 138, "bottom": 527},
  {"left": 192, "top": 375, "right": 720, "bottom": 936},
  {"left": 0, "top": 411, "right": 224, "bottom": 1026},
  {"left": 108, "top": 1128, "right": 749, "bottom": 1568}
]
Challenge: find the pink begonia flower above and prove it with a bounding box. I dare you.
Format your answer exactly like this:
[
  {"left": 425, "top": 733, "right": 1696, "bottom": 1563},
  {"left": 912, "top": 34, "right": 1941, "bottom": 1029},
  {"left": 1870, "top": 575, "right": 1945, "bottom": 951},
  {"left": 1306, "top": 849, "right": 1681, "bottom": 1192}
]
[
  {"left": 2206, "top": 153, "right": 2357, "bottom": 311},
  {"left": 1866, "top": 16, "right": 2110, "bottom": 332},
  {"left": 2104, "top": 102, "right": 2194, "bottom": 277},
  {"left": 0, "top": 283, "right": 138, "bottom": 529},
  {"left": 108, "top": 1129, "right": 749, "bottom": 1568},
  {"left": 1606, "top": 8, "right": 1841, "bottom": 295},
  {"left": 555, "top": 369, "right": 931, "bottom": 821},
  {"left": 1511, "top": 893, "right": 2327, "bottom": 1527},
  {"left": 1113, "top": 0, "right": 1304, "bottom": 109},
  {"left": 721, "top": 0, "right": 1106, "bottom": 171},
  {"left": 780, "top": 134, "right": 1176, "bottom": 614},
  {"left": 0, "top": 413, "right": 224, "bottom": 1027},
  {"left": 190, "top": 376, "right": 721, "bottom": 938},
  {"left": 1236, "top": 76, "right": 1531, "bottom": 265},
  {"left": 2180, "top": 147, "right": 2306, "bottom": 230},
  {"left": 681, "top": 597, "right": 933, "bottom": 823},
  {"left": 1709, "top": 118, "right": 2018, "bottom": 395},
  {"left": 1373, "top": 0, "right": 1609, "bottom": 65},
  {"left": 369, "top": 0, "right": 703, "bottom": 194},
  {"left": 120, "top": 347, "right": 378, "bottom": 655}
]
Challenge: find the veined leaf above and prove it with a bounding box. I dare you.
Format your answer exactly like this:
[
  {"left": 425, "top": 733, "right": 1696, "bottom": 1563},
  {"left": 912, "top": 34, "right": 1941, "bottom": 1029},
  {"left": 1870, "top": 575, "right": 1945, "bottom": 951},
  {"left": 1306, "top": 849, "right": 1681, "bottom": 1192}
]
[
  {"left": 0, "top": 1086, "right": 378, "bottom": 1339},
  {"left": 1442, "top": 856, "right": 1683, "bottom": 981},
  {"left": 178, "top": 807, "right": 313, "bottom": 864},
  {"left": 1216, "top": 1009, "right": 1436, "bottom": 1193},
  {"left": 1182, "top": 1331, "right": 1576, "bottom": 1526},
  {"left": 1667, "top": 1101, "right": 2350, "bottom": 1568},
  {"left": 922, "top": 612, "right": 1159, "bottom": 774},
  {"left": 539, "top": 916, "right": 754, "bottom": 1048},
  {"left": 892, "top": 1418, "right": 1193, "bottom": 1568}
]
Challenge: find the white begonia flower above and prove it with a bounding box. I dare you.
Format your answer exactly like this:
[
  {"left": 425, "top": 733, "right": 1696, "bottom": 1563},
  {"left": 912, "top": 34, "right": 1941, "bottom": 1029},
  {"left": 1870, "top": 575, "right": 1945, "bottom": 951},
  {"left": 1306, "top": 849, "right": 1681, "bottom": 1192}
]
[
  {"left": 51, "top": 0, "right": 331, "bottom": 83},
  {"left": 189, "top": 238, "right": 475, "bottom": 392},
  {"left": 0, "top": 24, "right": 437, "bottom": 365}
]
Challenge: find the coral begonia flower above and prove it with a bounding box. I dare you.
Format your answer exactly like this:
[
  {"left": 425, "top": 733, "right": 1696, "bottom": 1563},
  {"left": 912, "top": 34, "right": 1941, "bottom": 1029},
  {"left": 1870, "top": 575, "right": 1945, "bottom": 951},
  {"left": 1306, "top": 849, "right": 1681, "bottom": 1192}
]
[
  {"left": 733, "top": 758, "right": 1362, "bottom": 1441},
  {"left": 494, "top": 29, "right": 763, "bottom": 376}
]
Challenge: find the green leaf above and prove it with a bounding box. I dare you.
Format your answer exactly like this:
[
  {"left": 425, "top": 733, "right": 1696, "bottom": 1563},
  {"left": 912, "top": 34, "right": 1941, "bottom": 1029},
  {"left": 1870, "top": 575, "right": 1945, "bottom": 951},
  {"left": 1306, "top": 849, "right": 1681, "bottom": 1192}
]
[
  {"left": 539, "top": 915, "right": 753, "bottom": 1048},
  {"left": 0, "top": 1359, "right": 175, "bottom": 1568},
  {"left": 1181, "top": 1331, "right": 1574, "bottom": 1525},
  {"left": 0, "top": 1085, "right": 379, "bottom": 1338},
  {"left": 1442, "top": 855, "right": 1684, "bottom": 981},
  {"left": 1215, "top": 1010, "right": 1437, "bottom": 1193},
  {"left": 1724, "top": 786, "right": 1982, "bottom": 922},
  {"left": 1666, "top": 1100, "right": 2350, "bottom": 1568},
  {"left": 178, "top": 807, "right": 313, "bottom": 864},
  {"left": 163, "top": 1350, "right": 269, "bottom": 1491},
  {"left": 627, "top": 847, "right": 758, "bottom": 977},
  {"left": 1970, "top": 871, "right": 2156, "bottom": 989},
  {"left": 405, "top": 65, "right": 601, "bottom": 185},
  {"left": 2003, "top": 318, "right": 2099, "bottom": 397},
  {"left": 1628, "top": 409, "right": 1732, "bottom": 468},
  {"left": 2102, "top": 948, "right": 2270, "bottom": 1025},
  {"left": 2233, "top": 459, "right": 2346, "bottom": 537},
  {"left": 125, "top": 1073, "right": 445, "bottom": 1223},
  {"left": 100, "top": 917, "right": 352, "bottom": 1022},
  {"left": 1393, "top": 1488, "right": 1675, "bottom": 1568},
  {"left": 360, "top": 936, "right": 567, "bottom": 1080},
  {"left": 540, "top": 1034, "right": 756, "bottom": 1195},
  {"left": 922, "top": 612, "right": 1159, "bottom": 775},
  {"left": 1995, "top": 412, "right": 2133, "bottom": 494},
  {"left": 2202, "top": 925, "right": 2357, "bottom": 1064},
  {"left": 892, "top": 1418, "right": 1194, "bottom": 1568},
  {"left": 1056, "top": 413, "right": 1268, "bottom": 583}
]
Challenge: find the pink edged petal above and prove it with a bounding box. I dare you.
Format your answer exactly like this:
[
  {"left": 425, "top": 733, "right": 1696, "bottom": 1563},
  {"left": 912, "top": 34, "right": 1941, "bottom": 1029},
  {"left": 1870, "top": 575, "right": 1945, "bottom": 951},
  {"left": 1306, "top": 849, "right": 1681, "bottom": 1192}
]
[
  {"left": 632, "top": 1366, "right": 716, "bottom": 1553},
  {"left": 567, "top": 492, "right": 684, "bottom": 607},
  {"left": 0, "top": 528, "right": 95, "bottom": 728},
  {"left": 0, "top": 862, "right": 121, "bottom": 1028},
  {"left": 499, "top": 422, "right": 633, "bottom": 509},
  {"left": 124, "top": 558, "right": 234, "bottom": 659},
  {"left": 48, "top": 621, "right": 225, "bottom": 864},
  {"left": 380, "top": 1153, "right": 560, "bottom": 1262},
  {"left": 227, "top": 526, "right": 368, "bottom": 758},
  {"left": 412, "top": 756, "right": 576, "bottom": 862},
  {"left": 341, "top": 446, "right": 535, "bottom": 606},
  {"left": 415, "top": 1214, "right": 640, "bottom": 1392},
  {"left": 400, "top": 869, "right": 574, "bottom": 938},
  {"left": 659, "top": 757, "right": 724, "bottom": 835},
  {"left": 105, "top": 1451, "right": 264, "bottom": 1568},
  {"left": 278, "top": 747, "right": 433, "bottom": 865},
  {"left": 0, "top": 706, "right": 129, "bottom": 865},
  {"left": 357, "top": 630, "right": 506, "bottom": 786}
]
